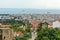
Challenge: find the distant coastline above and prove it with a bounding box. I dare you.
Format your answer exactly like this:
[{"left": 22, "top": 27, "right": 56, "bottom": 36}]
[{"left": 0, "top": 8, "right": 60, "bottom": 14}]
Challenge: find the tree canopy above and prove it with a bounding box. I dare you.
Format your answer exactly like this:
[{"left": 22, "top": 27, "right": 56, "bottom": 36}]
[{"left": 36, "top": 22, "right": 60, "bottom": 40}]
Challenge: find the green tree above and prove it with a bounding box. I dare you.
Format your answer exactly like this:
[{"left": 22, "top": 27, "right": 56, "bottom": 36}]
[
  {"left": 10, "top": 20, "right": 32, "bottom": 40},
  {"left": 36, "top": 22, "right": 60, "bottom": 40}
]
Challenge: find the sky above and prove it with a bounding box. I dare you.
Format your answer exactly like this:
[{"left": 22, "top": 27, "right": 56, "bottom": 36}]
[{"left": 0, "top": 0, "right": 60, "bottom": 9}]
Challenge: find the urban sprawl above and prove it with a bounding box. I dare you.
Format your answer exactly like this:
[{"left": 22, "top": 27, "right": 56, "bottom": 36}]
[{"left": 0, "top": 14, "right": 60, "bottom": 40}]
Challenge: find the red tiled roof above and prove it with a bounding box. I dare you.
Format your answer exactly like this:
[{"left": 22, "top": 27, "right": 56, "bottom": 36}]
[
  {"left": 58, "top": 20, "right": 60, "bottom": 22},
  {"left": 48, "top": 22, "right": 53, "bottom": 26},
  {"left": 29, "top": 20, "right": 40, "bottom": 27},
  {"left": 16, "top": 31, "right": 22, "bottom": 35}
]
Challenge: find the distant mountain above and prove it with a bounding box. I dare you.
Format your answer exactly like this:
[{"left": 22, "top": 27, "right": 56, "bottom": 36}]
[
  {"left": 0, "top": 14, "right": 9, "bottom": 16},
  {"left": 0, "top": 8, "right": 60, "bottom": 14}
]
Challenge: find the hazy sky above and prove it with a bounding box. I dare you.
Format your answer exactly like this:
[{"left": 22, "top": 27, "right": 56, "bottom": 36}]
[{"left": 0, "top": 0, "right": 60, "bottom": 9}]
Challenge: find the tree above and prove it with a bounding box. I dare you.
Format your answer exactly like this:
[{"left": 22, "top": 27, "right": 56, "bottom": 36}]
[
  {"left": 10, "top": 20, "right": 32, "bottom": 40},
  {"left": 15, "top": 36, "right": 27, "bottom": 40},
  {"left": 9, "top": 23, "right": 20, "bottom": 32},
  {"left": 36, "top": 22, "right": 60, "bottom": 40}
]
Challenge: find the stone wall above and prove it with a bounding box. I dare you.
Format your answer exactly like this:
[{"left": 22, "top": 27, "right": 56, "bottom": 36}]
[{"left": 0, "top": 28, "right": 14, "bottom": 40}]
